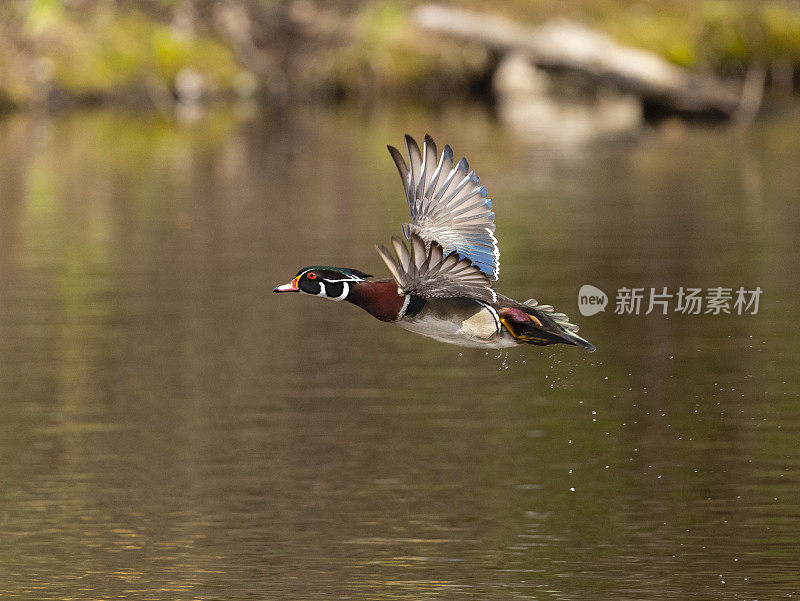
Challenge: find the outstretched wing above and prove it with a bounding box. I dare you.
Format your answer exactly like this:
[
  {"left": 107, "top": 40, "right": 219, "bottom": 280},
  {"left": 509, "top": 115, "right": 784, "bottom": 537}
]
[
  {"left": 387, "top": 134, "right": 500, "bottom": 280},
  {"left": 375, "top": 234, "right": 497, "bottom": 303}
]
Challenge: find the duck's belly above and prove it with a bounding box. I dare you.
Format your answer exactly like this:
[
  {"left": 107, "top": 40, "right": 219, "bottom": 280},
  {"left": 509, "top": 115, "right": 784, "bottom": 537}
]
[{"left": 396, "top": 298, "right": 518, "bottom": 349}]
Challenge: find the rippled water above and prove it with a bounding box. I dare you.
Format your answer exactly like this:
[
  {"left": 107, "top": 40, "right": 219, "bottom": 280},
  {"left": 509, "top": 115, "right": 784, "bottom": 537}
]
[{"left": 0, "top": 105, "right": 798, "bottom": 600}]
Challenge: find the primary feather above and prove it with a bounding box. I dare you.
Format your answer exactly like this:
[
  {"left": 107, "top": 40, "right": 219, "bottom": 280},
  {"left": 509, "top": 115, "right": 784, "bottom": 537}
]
[{"left": 388, "top": 134, "right": 500, "bottom": 280}]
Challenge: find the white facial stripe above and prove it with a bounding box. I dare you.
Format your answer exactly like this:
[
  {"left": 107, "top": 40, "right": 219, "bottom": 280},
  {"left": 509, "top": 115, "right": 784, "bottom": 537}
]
[
  {"left": 298, "top": 268, "right": 364, "bottom": 284},
  {"left": 397, "top": 294, "right": 411, "bottom": 319},
  {"left": 475, "top": 300, "right": 501, "bottom": 334},
  {"left": 322, "top": 277, "right": 364, "bottom": 283},
  {"left": 330, "top": 281, "right": 349, "bottom": 301},
  {"left": 316, "top": 281, "right": 349, "bottom": 301}
]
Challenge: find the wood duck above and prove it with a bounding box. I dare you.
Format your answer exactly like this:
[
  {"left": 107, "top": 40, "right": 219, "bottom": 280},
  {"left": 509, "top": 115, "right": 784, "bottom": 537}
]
[{"left": 274, "top": 135, "right": 595, "bottom": 352}]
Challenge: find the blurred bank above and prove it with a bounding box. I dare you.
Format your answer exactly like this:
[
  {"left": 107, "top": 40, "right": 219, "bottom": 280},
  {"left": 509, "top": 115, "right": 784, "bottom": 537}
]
[{"left": 2, "top": 0, "right": 800, "bottom": 131}]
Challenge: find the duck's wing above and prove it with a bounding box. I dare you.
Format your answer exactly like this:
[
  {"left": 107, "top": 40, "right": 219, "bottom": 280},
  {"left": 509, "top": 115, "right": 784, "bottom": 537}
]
[
  {"left": 375, "top": 234, "right": 496, "bottom": 303},
  {"left": 387, "top": 134, "right": 500, "bottom": 280}
]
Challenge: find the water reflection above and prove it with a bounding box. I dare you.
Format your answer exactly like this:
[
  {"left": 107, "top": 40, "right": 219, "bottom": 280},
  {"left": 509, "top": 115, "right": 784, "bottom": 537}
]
[{"left": 0, "top": 106, "right": 798, "bottom": 600}]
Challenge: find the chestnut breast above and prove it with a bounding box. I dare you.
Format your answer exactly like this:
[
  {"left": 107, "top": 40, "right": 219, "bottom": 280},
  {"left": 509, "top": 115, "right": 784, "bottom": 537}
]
[{"left": 347, "top": 280, "right": 406, "bottom": 322}]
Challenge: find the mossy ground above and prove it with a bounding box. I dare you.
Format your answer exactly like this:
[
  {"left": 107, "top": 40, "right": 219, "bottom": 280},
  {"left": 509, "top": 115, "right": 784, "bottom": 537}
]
[{"left": 1, "top": 0, "right": 799, "bottom": 111}]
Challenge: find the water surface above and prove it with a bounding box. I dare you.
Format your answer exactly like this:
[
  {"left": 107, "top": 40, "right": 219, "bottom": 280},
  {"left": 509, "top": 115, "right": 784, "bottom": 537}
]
[{"left": 0, "top": 105, "right": 798, "bottom": 600}]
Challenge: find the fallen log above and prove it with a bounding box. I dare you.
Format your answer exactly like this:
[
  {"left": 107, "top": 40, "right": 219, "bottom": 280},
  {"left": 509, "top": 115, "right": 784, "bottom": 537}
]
[{"left": 413, "top": 5, "right": 744, "bottom": 118}]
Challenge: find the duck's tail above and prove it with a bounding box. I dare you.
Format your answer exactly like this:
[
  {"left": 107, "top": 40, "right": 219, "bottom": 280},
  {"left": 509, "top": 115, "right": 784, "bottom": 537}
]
[{"left": 499, "top": 299, "right": 596, "bottom": 353}]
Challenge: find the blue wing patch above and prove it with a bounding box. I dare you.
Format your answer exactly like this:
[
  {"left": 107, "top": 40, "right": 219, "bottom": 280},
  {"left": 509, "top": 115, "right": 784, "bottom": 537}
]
[{"left": 388, "top": 134, "right": 500, "bottom": 280}]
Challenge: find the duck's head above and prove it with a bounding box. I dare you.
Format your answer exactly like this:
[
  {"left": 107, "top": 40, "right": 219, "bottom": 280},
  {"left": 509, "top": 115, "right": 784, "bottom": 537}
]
[{"left": 273, "top": 266, "right": 372, "bottom": 301}]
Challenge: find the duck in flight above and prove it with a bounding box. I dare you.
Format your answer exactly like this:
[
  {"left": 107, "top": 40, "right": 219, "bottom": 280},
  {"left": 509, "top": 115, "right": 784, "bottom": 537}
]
[{"left": 274, "top": 135, "right": 595, "bottom": 352}]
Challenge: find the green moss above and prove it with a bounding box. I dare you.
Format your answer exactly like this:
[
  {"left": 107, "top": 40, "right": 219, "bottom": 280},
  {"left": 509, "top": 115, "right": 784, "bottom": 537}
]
[
  {"left": 323, "top": 3, "right": 489, "bottom": 98},
  {"left": 762, "top": 3, "right": 800, "bottom": 61},
  {"left": 152, "top": 22, "right": 238, "bottom": 87},
  {"left": 23, "top": 0, "right": 67, "bottom": 34},
  {"left": 28, "top": 5, "right": 238, "bottom": 97},
  {"left": 605, "top": 13, "right": 699, "bottom": 67},
  {"left": 602, "top": 1, "right": 800, "bottom": 70}
]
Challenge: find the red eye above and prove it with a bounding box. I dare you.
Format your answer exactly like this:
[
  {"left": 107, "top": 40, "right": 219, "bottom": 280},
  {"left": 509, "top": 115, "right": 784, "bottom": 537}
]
[{"left": 307, "top": 272, "right": 317, "bottom": 280}]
